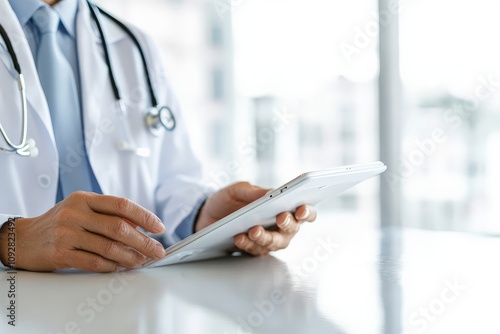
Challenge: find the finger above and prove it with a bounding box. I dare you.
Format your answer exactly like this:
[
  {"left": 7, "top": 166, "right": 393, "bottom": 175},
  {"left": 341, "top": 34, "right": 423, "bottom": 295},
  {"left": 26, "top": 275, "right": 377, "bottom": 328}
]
[
  {"left": 276, "top": 212, "right": 301, "bottom": 234},
  {"left": 82, "top": 193, "right": 165, "bottom": 234},
  {"left": 248, "top": 226, "right": 292, "bottom": 251},
  {"left": 83, "top": 213, "right": 166, "bottom": 261},
  {"left": 294, "top": 205, "right": 317, "bottom": 223},
  {"left": 74, "top": 232, "right": 146, "bottom": 269},
  {"left": 234, "top": 233, "right": 270, "bottom": 256},
  {"left": 64, "top": 250, "right": 119, "bottom": 273}
]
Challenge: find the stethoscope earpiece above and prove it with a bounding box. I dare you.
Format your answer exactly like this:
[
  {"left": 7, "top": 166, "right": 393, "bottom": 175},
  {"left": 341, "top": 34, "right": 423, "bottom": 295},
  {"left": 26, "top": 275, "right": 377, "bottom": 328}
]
[
  {"left": 13, "top": 138, "right": 38, "bottom": 157},
  {"left": 26, "top": 138, "right": 39, "bottom": 157}
]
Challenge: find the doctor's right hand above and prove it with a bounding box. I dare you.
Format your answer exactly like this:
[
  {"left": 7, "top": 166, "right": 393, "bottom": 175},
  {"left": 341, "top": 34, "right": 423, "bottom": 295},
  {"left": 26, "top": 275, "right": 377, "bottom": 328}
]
[{"left": 0, "top": 192, "right": 166, "bottom": 272}]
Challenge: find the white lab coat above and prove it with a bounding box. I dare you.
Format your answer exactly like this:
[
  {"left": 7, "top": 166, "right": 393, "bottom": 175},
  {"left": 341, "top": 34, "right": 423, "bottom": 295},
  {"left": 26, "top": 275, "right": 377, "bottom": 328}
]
[{"left": 0, "top": 0, "right": 208, "bottom": 245}]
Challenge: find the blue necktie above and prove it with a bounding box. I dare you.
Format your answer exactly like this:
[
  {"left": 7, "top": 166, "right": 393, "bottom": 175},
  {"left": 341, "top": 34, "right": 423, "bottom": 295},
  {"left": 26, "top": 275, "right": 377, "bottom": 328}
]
[{"left": 33, "top": 6, "right": 93, "bottom": 199}]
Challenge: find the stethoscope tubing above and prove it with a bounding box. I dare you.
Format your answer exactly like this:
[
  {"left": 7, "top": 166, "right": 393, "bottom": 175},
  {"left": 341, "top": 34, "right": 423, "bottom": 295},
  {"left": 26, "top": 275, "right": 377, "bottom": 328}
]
[
  {"left": 0, "top": 1, "right": 176, "bottom": 156},
  {"left": 0, "top": 23, "right": 28, "bottom": 153},
  {"left": 88, "top": 1, "right": 159, "bottom": 108}
]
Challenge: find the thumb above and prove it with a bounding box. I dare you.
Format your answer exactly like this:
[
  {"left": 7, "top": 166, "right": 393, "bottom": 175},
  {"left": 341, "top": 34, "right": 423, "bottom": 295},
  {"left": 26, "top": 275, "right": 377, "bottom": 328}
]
[{"left": 231, "top": 182, "right": 270, "bottom": 204}]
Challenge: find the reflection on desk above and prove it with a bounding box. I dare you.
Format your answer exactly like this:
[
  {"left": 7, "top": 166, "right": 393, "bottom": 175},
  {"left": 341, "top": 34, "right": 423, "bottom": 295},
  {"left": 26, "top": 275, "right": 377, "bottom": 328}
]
[{"left": 1, "top": 214, "right": 499, "bottom": 334}]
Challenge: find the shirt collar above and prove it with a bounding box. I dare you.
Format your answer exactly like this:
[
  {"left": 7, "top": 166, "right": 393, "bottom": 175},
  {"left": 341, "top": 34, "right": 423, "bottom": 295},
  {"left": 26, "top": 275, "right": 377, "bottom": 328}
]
[
  {"left": 8, "top": 0, "right": 79, "bottom": 38},
  {"left": 8, "top": 0, "right": 44, "bottom": 27},
  {"left": 53, "top": 0, "right": 79, "bottom": 39}
]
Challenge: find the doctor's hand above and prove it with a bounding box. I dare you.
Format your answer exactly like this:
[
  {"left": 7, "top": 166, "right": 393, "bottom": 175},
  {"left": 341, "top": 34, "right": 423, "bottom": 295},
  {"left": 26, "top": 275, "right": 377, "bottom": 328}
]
[
  {"left": 0, "top": 192, "right": 166, "bottom": 272},
  {"left": 194, "top": 182, "right": 317, "bottom": 256}
]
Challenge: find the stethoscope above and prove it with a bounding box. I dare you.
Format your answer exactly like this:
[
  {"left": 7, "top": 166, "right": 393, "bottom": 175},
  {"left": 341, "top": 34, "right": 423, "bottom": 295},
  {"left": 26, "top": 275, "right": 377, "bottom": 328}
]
[{"left": 0, "top": 0, "right": 176, "bottom": 158}]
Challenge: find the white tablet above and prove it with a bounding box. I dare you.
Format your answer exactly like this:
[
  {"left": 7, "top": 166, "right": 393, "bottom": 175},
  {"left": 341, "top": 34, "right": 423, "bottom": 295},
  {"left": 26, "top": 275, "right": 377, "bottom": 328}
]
[{"left": 144, "top": 161, "right": 386, "bottom": 268}]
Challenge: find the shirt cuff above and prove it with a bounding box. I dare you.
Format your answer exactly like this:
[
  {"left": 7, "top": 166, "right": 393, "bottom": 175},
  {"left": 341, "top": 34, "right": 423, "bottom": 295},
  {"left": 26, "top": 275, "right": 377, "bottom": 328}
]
[{"left": 173, "top": 195, "right": 208, "bottom": 241}]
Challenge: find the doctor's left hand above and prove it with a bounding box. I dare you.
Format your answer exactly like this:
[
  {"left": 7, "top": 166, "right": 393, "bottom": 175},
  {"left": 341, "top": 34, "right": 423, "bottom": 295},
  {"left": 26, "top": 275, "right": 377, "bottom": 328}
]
[
  {"left": 195, "top": 182, "right": 317, "bottom": 256},
  {"left": 0, "top": 192, "right": 167, "bottom": 272}
]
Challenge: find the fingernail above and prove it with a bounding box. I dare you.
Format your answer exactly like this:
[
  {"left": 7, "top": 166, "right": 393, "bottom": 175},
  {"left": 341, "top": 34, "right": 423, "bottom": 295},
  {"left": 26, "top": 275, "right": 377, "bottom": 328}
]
[
  {"left": 154, "top": 242, "right": 166, "bottom": 259},
  {"left": 254, "top": 229, "right": 262, "bottom": 238},
  {"left": 154, "top": 219, "right": 165, "bottom": 233},
  {"left": 300, "top": 207, "right": 310, "bottom": 220},
  {"left": 235, "top": 236, "right": 243, "bottom": 247},
  {"left": 282, "top": 215, "right": 291, "bottom": 226},
  {"left": 137, "top": 254, "right": 147, "bottom": 264}
]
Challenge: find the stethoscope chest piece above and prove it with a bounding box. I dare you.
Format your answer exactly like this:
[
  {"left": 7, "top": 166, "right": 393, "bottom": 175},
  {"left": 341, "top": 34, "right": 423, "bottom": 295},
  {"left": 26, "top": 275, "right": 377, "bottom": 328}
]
[{"left": 145, "top": 106, "right": 176, "bottom": 136}]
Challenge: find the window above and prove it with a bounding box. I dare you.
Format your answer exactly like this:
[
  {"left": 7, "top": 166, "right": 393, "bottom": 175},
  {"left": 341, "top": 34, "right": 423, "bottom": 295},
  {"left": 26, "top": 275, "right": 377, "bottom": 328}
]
[
  {"left": 399, "top": 0, "right": 500, "bottom": 234},
  {"left": 232, "top": 0, "right": 379, "bottom": 222},
  {"left": 212, "top": 68, "right": 225, "bottom": 100}
]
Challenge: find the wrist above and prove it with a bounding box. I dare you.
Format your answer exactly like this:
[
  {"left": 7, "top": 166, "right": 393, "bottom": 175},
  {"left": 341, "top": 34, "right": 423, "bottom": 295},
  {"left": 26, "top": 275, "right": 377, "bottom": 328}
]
[{"left": 0, "top": 218, "right": 20, "bottom": 268}]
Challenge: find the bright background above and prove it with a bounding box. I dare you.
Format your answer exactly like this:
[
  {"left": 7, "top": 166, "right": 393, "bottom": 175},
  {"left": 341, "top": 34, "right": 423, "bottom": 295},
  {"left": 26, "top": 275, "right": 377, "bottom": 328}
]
[{"left": 95, "top": 0, "right": 500, "bottom": 235}]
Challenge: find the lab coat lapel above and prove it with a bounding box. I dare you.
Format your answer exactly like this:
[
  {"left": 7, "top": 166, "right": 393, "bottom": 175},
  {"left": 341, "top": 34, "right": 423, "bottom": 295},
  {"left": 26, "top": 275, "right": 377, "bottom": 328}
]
[{"left": 0, "top": 0, "right": 56, "bottom": 145}]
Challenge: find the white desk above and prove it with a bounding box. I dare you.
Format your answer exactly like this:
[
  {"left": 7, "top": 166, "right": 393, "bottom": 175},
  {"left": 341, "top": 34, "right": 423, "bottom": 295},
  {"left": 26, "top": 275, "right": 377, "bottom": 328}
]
[{"left": 1, "top": 213, "right": 499, "bottom": 334}]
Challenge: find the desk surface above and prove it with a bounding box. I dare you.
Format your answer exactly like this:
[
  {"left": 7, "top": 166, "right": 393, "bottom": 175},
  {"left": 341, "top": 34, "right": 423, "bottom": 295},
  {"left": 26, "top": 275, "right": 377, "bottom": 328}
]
[{"left": 1, "top": 213, "right": 499, "bottom": 334}]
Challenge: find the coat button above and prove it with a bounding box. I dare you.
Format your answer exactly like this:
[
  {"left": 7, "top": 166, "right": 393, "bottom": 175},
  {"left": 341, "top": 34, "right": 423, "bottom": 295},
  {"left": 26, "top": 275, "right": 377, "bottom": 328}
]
[{"left": 37, "top": 174, "right": 51, "bottom": 188}]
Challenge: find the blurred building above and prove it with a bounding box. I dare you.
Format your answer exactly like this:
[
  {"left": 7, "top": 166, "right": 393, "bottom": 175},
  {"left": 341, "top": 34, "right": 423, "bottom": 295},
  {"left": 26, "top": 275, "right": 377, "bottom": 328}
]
[
  {"left": 244, "top": 77, "right": 378, "bottom": 215},
  {"left": 401, "top": 95, "right": 500, "bottom": 233}
]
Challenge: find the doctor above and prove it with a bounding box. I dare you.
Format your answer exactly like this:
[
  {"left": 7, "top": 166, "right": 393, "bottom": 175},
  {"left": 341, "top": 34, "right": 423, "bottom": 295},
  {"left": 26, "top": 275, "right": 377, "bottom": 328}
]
[{"left": 0, "top": 0, "right": 316, "bottom": 272}]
